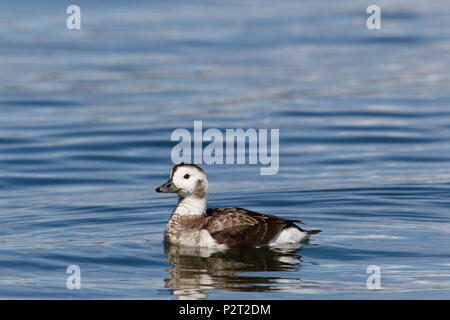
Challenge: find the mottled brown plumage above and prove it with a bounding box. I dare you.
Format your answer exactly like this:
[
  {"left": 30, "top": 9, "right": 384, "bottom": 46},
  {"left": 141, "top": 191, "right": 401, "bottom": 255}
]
[{"left": 204, "top": 207, "right": 309, "bottom": 248}]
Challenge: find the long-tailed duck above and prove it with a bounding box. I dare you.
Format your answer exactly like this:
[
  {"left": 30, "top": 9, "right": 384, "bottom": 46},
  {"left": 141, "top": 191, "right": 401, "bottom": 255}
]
[{"left": 156, "top": 163, "right": 321, "bottom": 249}]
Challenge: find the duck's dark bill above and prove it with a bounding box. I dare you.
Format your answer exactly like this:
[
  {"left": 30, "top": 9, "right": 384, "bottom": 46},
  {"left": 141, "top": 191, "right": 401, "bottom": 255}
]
[{"left": 155, "top": 181, "right": 179, "bottom": 193}]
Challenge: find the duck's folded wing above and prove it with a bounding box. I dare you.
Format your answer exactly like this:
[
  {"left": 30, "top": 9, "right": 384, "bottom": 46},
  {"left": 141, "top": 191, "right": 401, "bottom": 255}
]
[{"left": 204, "top": 207, "right": 297, "bottom": 248}]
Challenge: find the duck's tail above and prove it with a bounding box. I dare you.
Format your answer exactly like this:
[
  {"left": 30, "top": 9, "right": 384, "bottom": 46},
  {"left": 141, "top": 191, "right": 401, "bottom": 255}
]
[
  {"left": 306, "top": 229, "right": 322, "bottom": 235},
  {"left": 290, "top": 223, "right": 322, "bottom": 236}
]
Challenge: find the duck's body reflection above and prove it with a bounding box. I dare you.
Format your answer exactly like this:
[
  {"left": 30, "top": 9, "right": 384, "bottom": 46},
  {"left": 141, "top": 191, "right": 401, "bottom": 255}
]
[{"left": 164, "top": 242, "right": 312, "bottom": 299}]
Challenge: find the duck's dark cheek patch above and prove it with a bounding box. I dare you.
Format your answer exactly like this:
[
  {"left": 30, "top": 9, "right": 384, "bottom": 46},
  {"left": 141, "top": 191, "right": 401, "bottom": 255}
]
[{"left": 193, "top": 180, "right": 206, "bottom": 198}]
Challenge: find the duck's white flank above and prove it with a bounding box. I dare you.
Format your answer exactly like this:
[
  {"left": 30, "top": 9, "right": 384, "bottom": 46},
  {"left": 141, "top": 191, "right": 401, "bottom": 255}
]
[{"left": 268, "top": 227, "right": 310, "bottom": 246}]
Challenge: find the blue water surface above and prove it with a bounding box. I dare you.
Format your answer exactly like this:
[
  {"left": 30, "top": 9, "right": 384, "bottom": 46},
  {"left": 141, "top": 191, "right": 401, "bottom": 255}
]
[{"left": 0, "top": 0, "right": 449, "bottom": 299}]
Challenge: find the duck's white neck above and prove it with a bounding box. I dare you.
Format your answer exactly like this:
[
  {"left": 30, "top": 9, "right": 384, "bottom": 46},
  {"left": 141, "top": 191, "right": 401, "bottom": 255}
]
[{"left": 173, "top": 195, "right": 207, "bottom": 216}]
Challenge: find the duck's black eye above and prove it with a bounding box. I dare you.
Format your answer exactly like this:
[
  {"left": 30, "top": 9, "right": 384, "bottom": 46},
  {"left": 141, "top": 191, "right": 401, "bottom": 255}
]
[{"left": 184, "top": 174, "right": 190, "bottom": 179}]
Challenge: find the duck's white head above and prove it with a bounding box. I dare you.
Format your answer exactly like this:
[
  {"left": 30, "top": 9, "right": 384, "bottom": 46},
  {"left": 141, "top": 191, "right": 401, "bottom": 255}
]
[{"left": 155, "top": 163, "right": 209, "bottom": 200}]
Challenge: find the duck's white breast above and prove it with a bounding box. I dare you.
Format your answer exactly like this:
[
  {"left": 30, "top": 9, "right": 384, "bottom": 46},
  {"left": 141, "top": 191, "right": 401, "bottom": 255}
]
[{"left": 176, "top": 229, "right": 228, "bottom": 249}]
